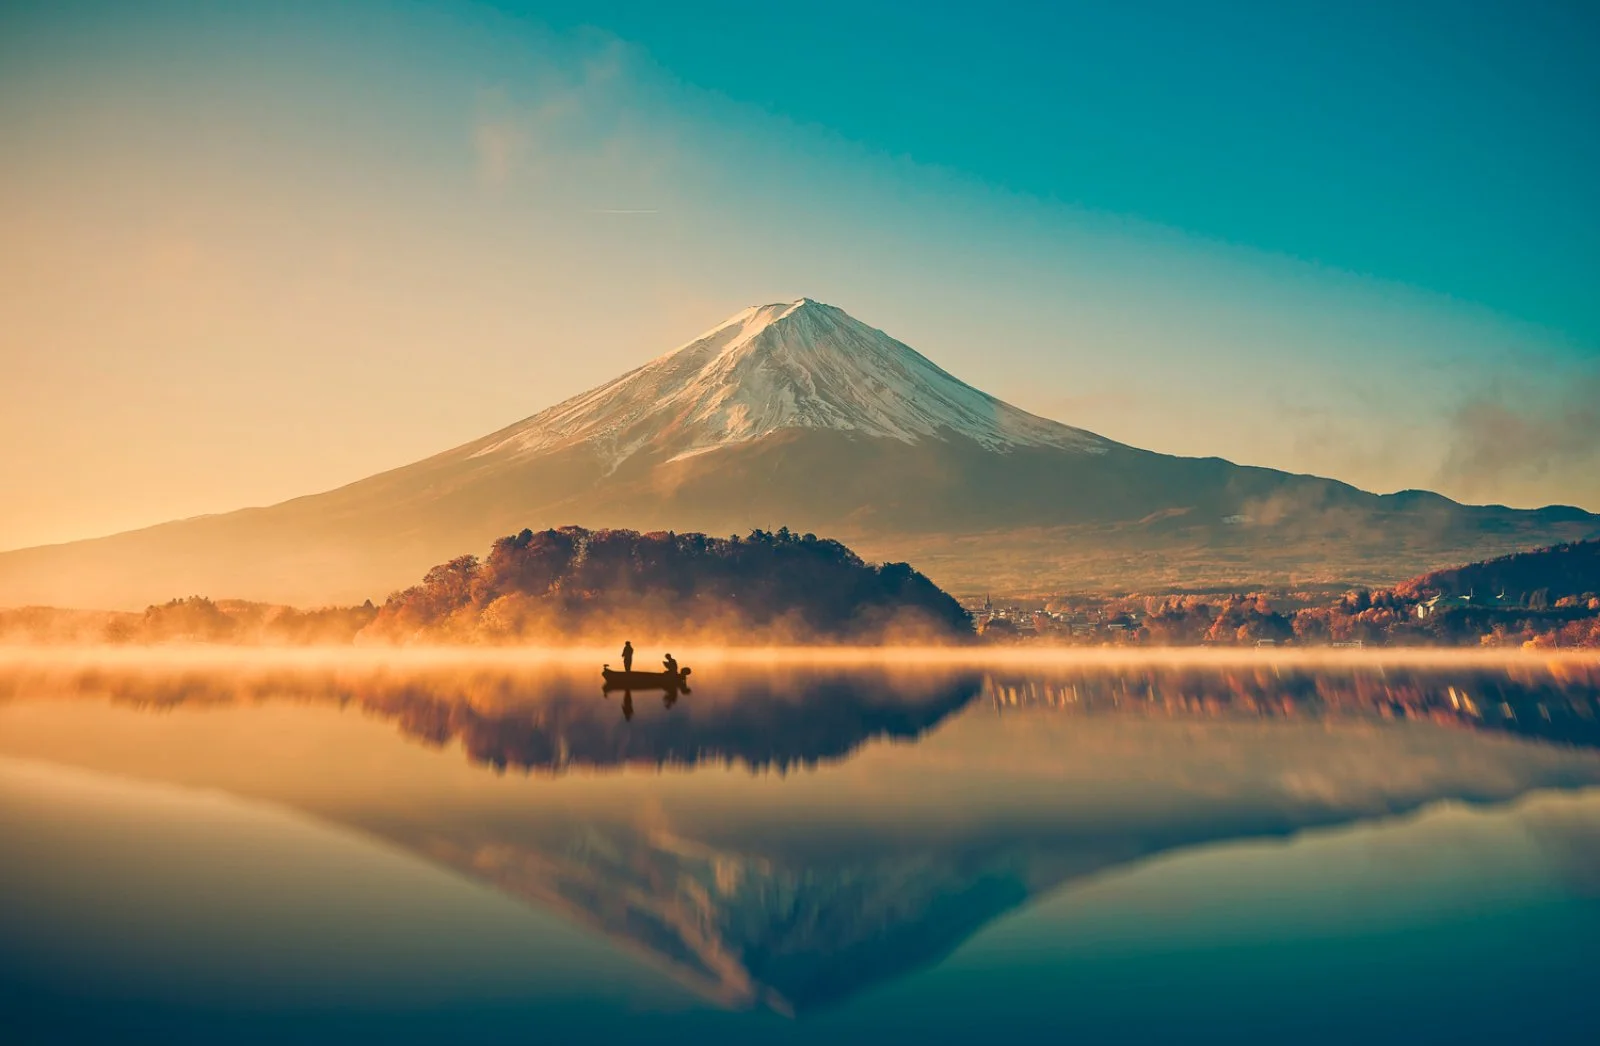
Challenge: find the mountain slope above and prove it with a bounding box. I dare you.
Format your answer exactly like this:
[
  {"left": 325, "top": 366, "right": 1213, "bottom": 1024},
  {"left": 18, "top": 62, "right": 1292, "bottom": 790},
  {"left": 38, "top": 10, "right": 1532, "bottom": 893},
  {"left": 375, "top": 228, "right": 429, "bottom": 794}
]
[{"left": 1, "top": 298, "right": 1595, "bottom": 608}]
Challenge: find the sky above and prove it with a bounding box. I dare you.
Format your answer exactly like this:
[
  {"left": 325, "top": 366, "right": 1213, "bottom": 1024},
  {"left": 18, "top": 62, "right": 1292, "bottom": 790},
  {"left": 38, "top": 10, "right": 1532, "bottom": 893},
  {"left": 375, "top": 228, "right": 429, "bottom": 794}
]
[{"left": 2, "top": 0, "right": 1597, "bottom": 550}]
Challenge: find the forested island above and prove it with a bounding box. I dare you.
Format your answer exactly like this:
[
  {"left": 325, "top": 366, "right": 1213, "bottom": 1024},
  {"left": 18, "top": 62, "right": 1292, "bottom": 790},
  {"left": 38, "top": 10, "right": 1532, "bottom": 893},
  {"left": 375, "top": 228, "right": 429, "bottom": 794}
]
[
  {"left": 0, "top": 527, "right": 972, "bottom": 645},
  {"left": 365, "top": 526, "right": 972, "bottom": 643}
]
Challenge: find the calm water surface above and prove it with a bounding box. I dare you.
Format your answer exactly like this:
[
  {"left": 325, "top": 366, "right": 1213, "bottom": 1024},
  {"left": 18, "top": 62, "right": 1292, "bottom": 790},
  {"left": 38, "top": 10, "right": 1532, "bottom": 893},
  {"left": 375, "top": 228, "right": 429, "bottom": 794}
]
[{"left": 2, "top": 655, "right": 1599, "bottom": 1044}]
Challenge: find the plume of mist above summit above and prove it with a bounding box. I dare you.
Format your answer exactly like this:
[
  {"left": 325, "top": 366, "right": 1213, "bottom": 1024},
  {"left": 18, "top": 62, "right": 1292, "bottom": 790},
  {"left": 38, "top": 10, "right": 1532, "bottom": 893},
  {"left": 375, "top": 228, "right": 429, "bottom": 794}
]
[
  {"left": 1436, "top": 372, "right": 1600, "bottom": 506},
  {"left": 468, "top": 297, "right": 1110, "bottom": 468}
]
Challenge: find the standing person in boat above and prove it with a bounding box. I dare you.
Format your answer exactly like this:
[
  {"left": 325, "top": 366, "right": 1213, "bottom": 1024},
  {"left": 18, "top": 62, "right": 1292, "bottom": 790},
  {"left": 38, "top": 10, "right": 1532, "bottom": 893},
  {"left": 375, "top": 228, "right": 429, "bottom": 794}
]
[
  {"left": 621, "top": 640, "right": 634, "bottom": 672},
  {"left": 662, "top": 652, "right": 678, "bottom": 678}
]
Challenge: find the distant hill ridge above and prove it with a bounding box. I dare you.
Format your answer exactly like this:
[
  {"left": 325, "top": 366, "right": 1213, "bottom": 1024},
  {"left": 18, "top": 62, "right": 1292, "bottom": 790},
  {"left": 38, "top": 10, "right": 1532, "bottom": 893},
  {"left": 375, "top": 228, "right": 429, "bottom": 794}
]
[{"left": 1395, "top": 539, "right": 1600, "bottom": 605}]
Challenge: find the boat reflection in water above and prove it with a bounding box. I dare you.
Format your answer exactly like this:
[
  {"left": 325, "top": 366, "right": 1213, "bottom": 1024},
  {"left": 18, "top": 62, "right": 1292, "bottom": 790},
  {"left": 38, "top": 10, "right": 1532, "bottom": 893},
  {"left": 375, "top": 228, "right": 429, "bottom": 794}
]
[
  {"left": 1, "top": 655, "right": 1599, "bottom": 1023},
  {"left": 602, "top": 662, "right": 692, "bottom": 721}
]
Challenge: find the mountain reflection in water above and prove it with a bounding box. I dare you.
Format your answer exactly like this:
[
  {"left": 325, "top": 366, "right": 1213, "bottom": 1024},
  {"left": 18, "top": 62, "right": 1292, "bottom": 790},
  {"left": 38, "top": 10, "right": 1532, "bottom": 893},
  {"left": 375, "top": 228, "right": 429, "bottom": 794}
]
[{"left": 2, "top": 656, "right": 1599, "bottom": 1018}]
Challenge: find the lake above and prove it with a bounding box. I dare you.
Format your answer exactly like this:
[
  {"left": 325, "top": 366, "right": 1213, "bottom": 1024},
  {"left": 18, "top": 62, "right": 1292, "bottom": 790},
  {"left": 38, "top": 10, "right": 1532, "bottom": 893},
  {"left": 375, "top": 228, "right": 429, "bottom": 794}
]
[{"left": 3, "top": 650, "right": 1599, "bottom": 1044}]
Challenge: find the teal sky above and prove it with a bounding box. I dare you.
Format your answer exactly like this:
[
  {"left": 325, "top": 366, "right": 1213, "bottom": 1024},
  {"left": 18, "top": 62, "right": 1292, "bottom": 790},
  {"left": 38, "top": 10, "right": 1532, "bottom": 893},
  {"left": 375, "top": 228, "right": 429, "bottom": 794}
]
[
  {"left": 1, "top": 0, "right": 1597, "bottom": 548},
  {"left": 532, "top": 0, "right": 1600, "bottom": 343}
]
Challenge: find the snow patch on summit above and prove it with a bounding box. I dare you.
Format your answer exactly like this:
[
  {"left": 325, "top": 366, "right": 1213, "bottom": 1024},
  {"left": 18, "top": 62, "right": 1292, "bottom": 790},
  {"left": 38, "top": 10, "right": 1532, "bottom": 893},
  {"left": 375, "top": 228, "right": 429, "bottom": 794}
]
[{"left": 474, "top": 298, "right": 1108, "bottom": 466}]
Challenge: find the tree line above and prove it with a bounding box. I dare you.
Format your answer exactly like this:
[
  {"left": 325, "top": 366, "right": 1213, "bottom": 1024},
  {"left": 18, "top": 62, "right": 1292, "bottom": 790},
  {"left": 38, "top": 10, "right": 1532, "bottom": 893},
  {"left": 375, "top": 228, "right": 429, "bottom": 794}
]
[{"left": 1046, "top": 539, "right": 1600, "bottom": 649}]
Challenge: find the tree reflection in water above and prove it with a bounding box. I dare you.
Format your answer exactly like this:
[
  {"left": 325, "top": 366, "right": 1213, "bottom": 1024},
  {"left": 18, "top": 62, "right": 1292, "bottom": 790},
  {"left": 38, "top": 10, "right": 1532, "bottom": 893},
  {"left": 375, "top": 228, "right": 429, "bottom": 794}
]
[
  {"left": 982, "top": 662, "right": 1600, "bottom": 749},
  {"left": 0, "top": 662, "right": 986, "bottom": 775}
]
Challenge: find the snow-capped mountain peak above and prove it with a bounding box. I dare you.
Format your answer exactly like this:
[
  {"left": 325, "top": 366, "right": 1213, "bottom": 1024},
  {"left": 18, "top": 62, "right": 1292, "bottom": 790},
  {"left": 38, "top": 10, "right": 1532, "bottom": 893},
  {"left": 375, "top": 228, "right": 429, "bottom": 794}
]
[{"left": 473, "top": 298, "right": 1108, "bottom": 465}]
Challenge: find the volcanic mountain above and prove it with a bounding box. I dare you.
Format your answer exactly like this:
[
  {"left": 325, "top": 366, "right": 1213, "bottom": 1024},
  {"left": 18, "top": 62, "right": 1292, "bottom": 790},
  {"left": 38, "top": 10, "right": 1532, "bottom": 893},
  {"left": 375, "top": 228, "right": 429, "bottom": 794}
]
[{"left": 2, "top": 298, "right": 1595, "bottom": 608}]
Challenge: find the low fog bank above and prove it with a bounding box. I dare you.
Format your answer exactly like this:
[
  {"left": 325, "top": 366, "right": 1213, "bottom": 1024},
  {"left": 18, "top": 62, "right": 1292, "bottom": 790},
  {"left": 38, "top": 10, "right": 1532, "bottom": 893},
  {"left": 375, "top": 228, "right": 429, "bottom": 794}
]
[{"left": 1, "top": 643, "right": 1596, "bottom": 673}]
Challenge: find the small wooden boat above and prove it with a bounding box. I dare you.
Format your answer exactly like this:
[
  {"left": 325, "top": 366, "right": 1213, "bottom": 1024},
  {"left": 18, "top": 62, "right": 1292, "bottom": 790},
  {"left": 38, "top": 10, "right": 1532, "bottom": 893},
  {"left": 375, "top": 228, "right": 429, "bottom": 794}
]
[{"left": 602, "top": 665, "right": 692, "bottom": 690}]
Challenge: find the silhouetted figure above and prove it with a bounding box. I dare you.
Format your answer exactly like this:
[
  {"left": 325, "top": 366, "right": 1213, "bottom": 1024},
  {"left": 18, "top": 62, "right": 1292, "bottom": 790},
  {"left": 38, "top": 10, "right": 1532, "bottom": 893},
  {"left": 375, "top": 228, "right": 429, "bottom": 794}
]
[
  {"left": 663, "top": 690, "right": 679, "bottom": 710},
  {"left": 622, "top": 640, "right": 634, "bottom": 672},
  {"left": 662, "top": 652, "right": 678, "bottom": 677},
  {"left": 621, "top": 690, "right": 634, "bottom": 722}
]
